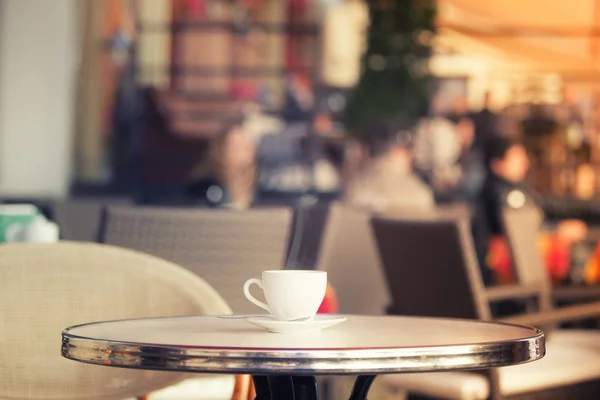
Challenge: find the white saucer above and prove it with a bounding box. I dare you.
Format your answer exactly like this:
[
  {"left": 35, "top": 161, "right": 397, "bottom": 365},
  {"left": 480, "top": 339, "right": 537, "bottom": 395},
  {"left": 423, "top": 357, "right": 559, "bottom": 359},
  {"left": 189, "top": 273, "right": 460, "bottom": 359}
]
[{"left": 245, "top": 315, "right": 347, "bottom": 334}]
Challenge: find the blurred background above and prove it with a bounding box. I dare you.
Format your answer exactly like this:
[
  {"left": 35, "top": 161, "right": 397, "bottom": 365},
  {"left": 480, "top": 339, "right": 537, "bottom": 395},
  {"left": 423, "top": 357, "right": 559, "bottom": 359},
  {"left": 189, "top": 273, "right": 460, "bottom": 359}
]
[
  {"left": 0, "top": 0, "right": 597, "bottom": 207},
  {"left": 2, "top": 0, "right": 598, "bottom": 208}
]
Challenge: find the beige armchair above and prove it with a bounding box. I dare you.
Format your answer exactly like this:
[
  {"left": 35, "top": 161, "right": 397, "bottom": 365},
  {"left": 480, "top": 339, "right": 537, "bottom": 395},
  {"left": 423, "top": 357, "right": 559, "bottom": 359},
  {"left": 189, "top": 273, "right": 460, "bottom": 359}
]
[{"left": 0, "top": 241, "right": 244, "bottom": 400}]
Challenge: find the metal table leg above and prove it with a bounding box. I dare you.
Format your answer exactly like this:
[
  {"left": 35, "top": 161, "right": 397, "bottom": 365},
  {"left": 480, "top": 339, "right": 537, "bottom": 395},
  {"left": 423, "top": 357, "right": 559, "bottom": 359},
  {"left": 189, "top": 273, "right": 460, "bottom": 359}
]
[
  {"left": 349, "top": 375, "right": 377, "bottom": 400},
  {"left": 252, "top": 375, "right": 318, "bottom": 400},
  {"left": 252, "top": 374, "right": 377, "bottom": 400},
  {"left": 252, "top": 376, "right": 271, "bottom": 400},
  {"left": 293, "top": 376, "right": 319, "bottom": 399}
]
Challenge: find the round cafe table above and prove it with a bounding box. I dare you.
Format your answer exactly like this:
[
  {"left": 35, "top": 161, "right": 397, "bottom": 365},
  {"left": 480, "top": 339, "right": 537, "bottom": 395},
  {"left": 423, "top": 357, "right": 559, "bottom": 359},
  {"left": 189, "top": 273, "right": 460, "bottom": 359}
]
[{"left": 61, "top": 315, "right": 544, "bottom": 400}]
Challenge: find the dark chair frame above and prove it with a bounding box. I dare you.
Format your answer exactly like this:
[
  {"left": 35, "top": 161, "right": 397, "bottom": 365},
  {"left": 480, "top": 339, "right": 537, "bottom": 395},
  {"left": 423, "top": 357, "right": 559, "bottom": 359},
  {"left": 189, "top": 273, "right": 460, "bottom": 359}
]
[{"left": 372, "top": 213, "right": 600, "bottom": 400}]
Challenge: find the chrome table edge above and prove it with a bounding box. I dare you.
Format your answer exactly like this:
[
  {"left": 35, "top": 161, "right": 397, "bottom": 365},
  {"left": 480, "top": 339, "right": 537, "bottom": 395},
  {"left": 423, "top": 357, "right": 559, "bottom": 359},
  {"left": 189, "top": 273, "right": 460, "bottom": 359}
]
[{"left": 61, "top": 325, "right": 545, "bottom": 375}]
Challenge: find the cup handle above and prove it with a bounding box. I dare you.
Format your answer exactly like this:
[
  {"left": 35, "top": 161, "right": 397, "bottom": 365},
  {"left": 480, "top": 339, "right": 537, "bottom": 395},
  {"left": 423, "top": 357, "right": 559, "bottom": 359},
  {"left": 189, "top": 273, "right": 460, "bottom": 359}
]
[{"left": 243, "top": 278, "right": 271, "bottom": 313}]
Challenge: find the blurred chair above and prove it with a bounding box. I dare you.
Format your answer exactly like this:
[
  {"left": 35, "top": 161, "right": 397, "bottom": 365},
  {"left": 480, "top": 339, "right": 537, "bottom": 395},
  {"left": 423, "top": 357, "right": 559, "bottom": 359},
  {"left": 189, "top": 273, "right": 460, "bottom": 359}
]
[
  {"left": 371, "top": 214, "right": 600, "bottom": 400},
  {"left": 51, "top": 198, "right": 132, "bottom": 242},
  {"left": 319, "top": 204, "right": 471, "bottom": 400},
  {"left": 0, "top": 241, "right": 245, "bottom": 400},
  {"left": 98, "top": 206, "right": 292, "bottom": 314},
  {"left": 502, "top": 205, "right": 600, "bottom": 304},
  {"left": 316, "top": 203, "right": 390, "bottom": 315},
  {"left": 296, "top": 203, "right": 470, "bottom": 315},
  {"left": 500, "top": 205, "right": 555, "bottom": 312}
]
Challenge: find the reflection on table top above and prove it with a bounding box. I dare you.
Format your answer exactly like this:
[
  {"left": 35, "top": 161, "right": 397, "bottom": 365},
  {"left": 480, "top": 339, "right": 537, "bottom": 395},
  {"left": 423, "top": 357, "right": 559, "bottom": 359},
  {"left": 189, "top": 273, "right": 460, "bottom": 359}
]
[{"left": 62, "top": 315, "right": 544, "bottom": 375}]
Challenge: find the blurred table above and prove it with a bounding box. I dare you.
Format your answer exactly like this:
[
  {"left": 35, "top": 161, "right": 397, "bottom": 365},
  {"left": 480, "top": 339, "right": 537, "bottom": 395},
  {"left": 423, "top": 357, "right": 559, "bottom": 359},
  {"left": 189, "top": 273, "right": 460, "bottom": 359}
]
[{"left": 62, "top": 315, "right": 545, "bottom": 400}]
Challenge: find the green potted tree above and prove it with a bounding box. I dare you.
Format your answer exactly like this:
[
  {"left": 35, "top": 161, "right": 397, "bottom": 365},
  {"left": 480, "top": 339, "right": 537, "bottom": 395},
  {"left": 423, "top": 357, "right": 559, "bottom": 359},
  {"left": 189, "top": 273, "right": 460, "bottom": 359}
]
[{"left": 344, "top": 0, "right": 436, "bottom": 136}]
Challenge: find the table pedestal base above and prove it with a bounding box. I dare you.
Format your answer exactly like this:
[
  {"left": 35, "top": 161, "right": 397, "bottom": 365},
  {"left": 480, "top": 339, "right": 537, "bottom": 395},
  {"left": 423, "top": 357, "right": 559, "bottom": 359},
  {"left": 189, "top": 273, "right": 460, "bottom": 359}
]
[{"left": 252, "top": 375, "right": 376, "bottom": 400}]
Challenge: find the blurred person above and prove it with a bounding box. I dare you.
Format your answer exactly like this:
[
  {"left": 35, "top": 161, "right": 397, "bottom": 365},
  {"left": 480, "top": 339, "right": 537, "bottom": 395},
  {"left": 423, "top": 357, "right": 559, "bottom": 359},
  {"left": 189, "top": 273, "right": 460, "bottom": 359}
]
[
  {"left": 282, "top": 74, "right": 315, "bottom": 122},
  {"left": 414, "top": 111, "right": 484, "bottom": 202},
  {"left": 214, "top": 122, "right": 256, "bottom": 209},
  {"left": 344, "top": 122, "right": 434, "bottom": 211},
  {"left": 413, "top": 93, "right": 463, "bottom": 191},
  {"left": 446, "top": 95, "right": 470, "bottom": 124},
  {"left": 341, "top": 138, "right": 369, "bottom": 187},
  {"left": 447, "top": 95, "right": 488, "bottom": 200},
  {"left": 470, "top": 91, "right": 499, "bottom": 151},
  {"left": 413, "top": 114, "right": 462, "bottom": 188},
  {"left": 477, "top": 136, "right": 591, "bottom": 285},
  {"left": 447, "top": 116, "right": 486, "bottom": 202},
  {"left": 189, "top": 120, "right": 256, "bottom": 209},
  {"left": 305, "top": 112, "right": 343, "bottom": 193},
  {"left": 256, "top": 111, "right": 341, "bottom": 199},
  {"left": 480, "top": 136, "right": 586, "bottom": 242}
]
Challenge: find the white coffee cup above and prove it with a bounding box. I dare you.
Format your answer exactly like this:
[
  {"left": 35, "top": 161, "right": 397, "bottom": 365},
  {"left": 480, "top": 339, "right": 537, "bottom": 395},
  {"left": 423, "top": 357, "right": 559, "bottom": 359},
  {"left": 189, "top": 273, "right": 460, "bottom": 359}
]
[{"left": 243, "top": 270, "right": 327, "bottom": 321}]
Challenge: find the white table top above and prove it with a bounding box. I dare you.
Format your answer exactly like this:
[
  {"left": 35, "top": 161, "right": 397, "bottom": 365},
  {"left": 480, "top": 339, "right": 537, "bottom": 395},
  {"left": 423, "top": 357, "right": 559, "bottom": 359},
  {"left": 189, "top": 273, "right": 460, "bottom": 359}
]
[{"left": 62, "top": 315, "right": 544, "bottom": 375}]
